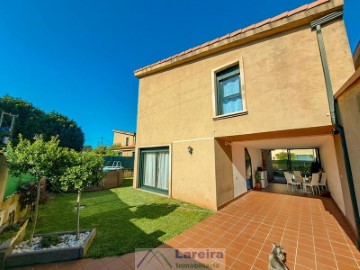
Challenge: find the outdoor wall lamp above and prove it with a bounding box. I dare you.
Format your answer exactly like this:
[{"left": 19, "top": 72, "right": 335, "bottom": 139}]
[
  {"left": 331, "top": 128, "right": 339, "bottom": 135},
  {"left": 188, "top": 146, "right": 193, "bottom": 155}
]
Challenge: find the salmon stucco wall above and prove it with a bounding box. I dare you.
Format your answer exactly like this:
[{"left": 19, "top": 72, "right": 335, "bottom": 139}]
[
  {"left": 134, "top": 2, "right": 354, "bottom": 211},
  {"left": 336, "top": 74, "right": 360, "bottom": 236},
  {"left": 320, "top": 137, "right": 345, "bottom": 213},
  {"left": 231, "top": 144, "right": 248, "bottom": 198},
  {"left": 171, "top": 139, "right": 217, "bottom": 210},
  {"left": 136, "top": 24, "right": 348, "bottom": 148},
  {"left": 322, "top": 19, "right": 355, "bottom": 96},
  {"left": 333, "top": 134, "right": 356, "bottom": 235},
  {"left": 214, "top": 139, "right": 234, "bottom": 207}
]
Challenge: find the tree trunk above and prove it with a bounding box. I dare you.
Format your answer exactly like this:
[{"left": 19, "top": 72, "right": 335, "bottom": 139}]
[
  {"left": 76, "top": 190, "right": 81, "bottom": 240},
  {"left": 29, "top": 177, "right": 43, "bottom": 244}
]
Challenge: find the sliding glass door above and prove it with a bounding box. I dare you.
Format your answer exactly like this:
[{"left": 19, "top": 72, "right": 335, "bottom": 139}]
[
  {"left": 139, "top": 147, "right": 169, "bottom": 194},
  {"left": 269, "top": 148, "right": 320, "bottom": 183}
]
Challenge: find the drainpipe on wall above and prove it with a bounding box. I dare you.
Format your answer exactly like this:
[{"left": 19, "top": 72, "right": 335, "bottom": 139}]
[{"left": 311, "top": 11, "right": 360, "bottom": 250}]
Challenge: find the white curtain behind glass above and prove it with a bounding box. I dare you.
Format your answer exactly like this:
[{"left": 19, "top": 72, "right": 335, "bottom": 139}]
[
  {"left": 157, "top": 152, "right": 169, "bottom": 190},
  {"left": 223, "top": 77, "right": 240, "bottom": 97},
  {"left": 222, "top": 76, "right": 242, "bottom": 114},
  {"left": 143, "top": 153, "right": 156, "bottom": 187}
]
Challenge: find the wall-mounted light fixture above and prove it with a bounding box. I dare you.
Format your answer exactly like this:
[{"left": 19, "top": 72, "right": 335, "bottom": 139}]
[
  {"left": 331, "top": 128, "right": 339, "bottom": 135},
  {"left": 225, "top": 141, "right": 232, "bottom": 147},
  {"left": 188, "top": 146, "right": 193, "bottom": 155}
]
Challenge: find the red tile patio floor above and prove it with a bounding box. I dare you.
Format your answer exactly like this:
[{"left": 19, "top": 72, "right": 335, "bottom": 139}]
[{"left": 10, "top": 190, "right": 360, "bottom": 270}]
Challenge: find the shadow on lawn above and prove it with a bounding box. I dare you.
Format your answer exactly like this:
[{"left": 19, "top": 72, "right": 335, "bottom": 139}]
[{"left": 78, "top": 181, "right": 180, "bottom": 257}]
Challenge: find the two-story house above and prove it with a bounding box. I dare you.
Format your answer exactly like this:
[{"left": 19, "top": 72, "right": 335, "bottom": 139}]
[
  {"left": 133, "top": 0, "right": 357, "bottom": 235},
  {"left": 111, "top": 130, "right": 136, "bottom": 157}
]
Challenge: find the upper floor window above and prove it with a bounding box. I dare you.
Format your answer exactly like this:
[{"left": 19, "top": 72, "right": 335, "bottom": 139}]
[
  {"left": 126, "top": 137, "right": 129, "bottom": 146},
  {"left": 216, "top": 65, "right": 243, "bottom": 115}
]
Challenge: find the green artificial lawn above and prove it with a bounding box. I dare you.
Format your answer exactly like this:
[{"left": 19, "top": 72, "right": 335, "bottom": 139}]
[
  {"left": 33, "top": 179, "right": 213, "bottom": 258},
  {"left": 4, "top": 173, "right": 34, "bottom": 199}
]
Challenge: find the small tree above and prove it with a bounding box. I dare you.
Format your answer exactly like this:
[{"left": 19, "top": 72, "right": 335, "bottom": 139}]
[
  {"left": 4, "top": 135, "right": 68, "bottom": 243},
  {"left": 91, "top": 145, "right": 117, "bottom": 156},
  {"left": 59, "top": 151, "right": 104, "bottom": 239},
  {"left": 275, "top": 151, "right": 296, "bottom": 160}
]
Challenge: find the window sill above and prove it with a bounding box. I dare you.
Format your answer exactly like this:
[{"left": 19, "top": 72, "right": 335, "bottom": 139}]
[
  {"left": 140, "top": 186, "right": 169, "bottom": 195},
  {"left": 213, "top": 111, "right": 248, "bottom": 120}
]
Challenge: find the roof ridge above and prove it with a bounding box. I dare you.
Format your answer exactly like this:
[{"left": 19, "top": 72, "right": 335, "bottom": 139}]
[{"left": 134, "top": 0, "right": 331, "bottom": 74}]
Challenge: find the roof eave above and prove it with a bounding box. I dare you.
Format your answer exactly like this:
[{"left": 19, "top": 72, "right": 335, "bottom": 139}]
[{"left": 134, "top": 0, "right": 343, "bottom": 78}]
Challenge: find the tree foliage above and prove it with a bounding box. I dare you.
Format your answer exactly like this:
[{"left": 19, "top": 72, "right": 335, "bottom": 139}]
[
  {"left": 5, "top": 135, "right": 68, "bottom": 180},
  {"left": 81, "top": 145, "right": 93, "bottom": 152},
  {"left": 4, "top": 135, "right": 69, "bottom": 243},
  {"left": 59, "top": 151, "right": 104, "bottom": 192},
  {"left": 90, "top": 145, "right": 116, "bottom": 156},
  {"left": 44, "top": 112, "right": 84, "bottom": 151},
  {"left": 4, "top": 135, "right": 104, "bottom": 241},
  {"left": 274, "top": 151, "right": 296, "bottom": 160},
  {"left": 58, "top": 150, "right": 104, "bottom": 239},
  {"left": 0, "top": 95, "right": 84, "bottom": 151}
]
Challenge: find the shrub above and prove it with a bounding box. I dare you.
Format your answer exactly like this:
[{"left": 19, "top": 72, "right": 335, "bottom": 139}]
[
  {"left": 0, "top": 223, "right": 21, "bottom": 244},
  {"left": 40, "top": 234, "right": 61, "bottom": 248},
  {"left": 17, "top": 181, "right": 48, "bottom": 211}
]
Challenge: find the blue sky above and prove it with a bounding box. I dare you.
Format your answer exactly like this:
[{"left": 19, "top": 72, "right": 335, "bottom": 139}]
[{"left": 0, "top": 0, "right": 358, "bottom": 147}]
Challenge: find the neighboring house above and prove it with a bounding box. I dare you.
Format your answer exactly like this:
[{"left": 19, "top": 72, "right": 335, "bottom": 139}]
[
  {"left": 111, "top": 130, "right": 136, "bottom": 157},
  {"left": 133, "top": 0, "right": 358, "bottom": 239}
]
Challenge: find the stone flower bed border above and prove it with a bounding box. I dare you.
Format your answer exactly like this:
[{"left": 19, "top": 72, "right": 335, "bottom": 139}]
[{"left": 5, "top": 228, "right": 96, "bottom": 268}]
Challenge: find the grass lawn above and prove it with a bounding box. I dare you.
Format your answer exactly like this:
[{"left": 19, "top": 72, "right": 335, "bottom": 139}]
[{"left": 33, "top": 179, "right": 213, "bottom": 258}]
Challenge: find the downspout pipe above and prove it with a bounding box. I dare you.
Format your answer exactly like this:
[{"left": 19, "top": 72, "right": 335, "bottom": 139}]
[{"left": 311, "top": 11, "right": 360, "bottom": 250}]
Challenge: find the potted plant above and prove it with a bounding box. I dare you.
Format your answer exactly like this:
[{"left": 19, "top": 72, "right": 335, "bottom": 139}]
[{"left": 255, "top": 170, "right": 261, "bottom": 190}]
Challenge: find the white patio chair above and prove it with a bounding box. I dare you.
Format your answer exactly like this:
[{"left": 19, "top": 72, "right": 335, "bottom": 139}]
[
  {"left": 292, "top": 171, "right": 303, "bottom": 192},
  {"left": 284, "top": 171, "right": 297, "bottom": 192},
  {"left": 318, "top": 173, "right": 327, "bottom": 191},
  {"left": 293, "top": 171, "right": 302, "bottom": 181},
  {"left": 304, "top": 173, "right": 320, "bottom": 195}
]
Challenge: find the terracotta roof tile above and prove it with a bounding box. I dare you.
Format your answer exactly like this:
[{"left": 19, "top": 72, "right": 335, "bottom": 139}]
[
  {"left": 254, "top": 18, "right": 271, "bottom": 28},
  {"left": 184, "top": 48, "right": 193, "bottom": 54},
  {"left": 218, "top": 33, "right": 230, "bottom": 42},
  {"left": 270, "top": 11, "right": 289, "bottom": 22},
  {"left": 242, "top": 24, "right": 256, "bottom": 33},
  {"left": 134, "top": 0, "right": 332, "bottom": 75},
  {"left": 288, "top": 4, "right": 309, "bottom": 16},
  {"left": 192, "top": 45, "right": 202, "bottom": 51},
  {"left": 200, "top": 41, "right": 210, "bottom": 48},
  {"left": 307, "top": 0, "right": 327, "bottom": 9},
  {"left": 209, "top": 37, "right": 220, "bottom": 45},
  {"left": 229, "top": 28, "right": 243, "bottom": 38}
]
